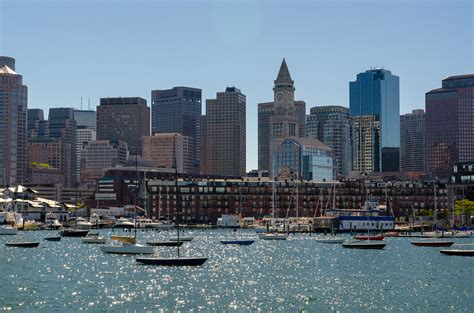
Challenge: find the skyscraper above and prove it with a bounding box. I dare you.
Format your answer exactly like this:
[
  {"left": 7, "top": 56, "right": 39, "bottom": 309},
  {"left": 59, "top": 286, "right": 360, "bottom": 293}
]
[
  {"left": 151, "top": 87, "right": 201, "bottom": 173},
  {"left": 204, "top": 87, "right": 246, "bottom": 177},
  {"left": 0, "top": 56, "right": 28, "bottom": 186},
  {"left": 426, "top": 75, "right": 474, "bottom": 179},
  {"left": 27, "top": 109, "right": 44, "bottom": 139},
  {"left": 350, "top": 68, "right": 400, "bottom": 173},
  {"left": 400, "top": 109, "right": 425, "bottom": 172},
  {"left": 258, "top": 59, "right": 306, "bottom": 176},
  {"left": 97, "top": 97, "right": 150, "bottom": 156},
  {"left": 74, "top": 109, "right": 96, "bottom": 130},
  {"left": 307, "top": 106, "right": 352, "bottom": 177}
]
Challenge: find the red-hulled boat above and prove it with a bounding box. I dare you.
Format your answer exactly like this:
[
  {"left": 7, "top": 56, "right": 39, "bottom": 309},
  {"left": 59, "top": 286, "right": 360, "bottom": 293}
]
[{"left": 353, "top": 235, "right": 385, "bottom": 241}]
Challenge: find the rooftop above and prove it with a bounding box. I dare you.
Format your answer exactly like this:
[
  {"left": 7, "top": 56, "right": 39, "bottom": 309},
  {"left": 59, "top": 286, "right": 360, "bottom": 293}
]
[{"left": 0, "top": 65, "right": 17, "bottom": 75}]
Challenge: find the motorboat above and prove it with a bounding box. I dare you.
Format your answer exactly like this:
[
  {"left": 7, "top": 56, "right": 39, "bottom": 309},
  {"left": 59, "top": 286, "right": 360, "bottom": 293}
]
[
  {"left": 23, "top": 220, "right": 41, "bottom": 231},
  {"left": 353, "top": 235, "right": 385, "bottom": 241},
  {"left": 5, "top": 241, "right": 40, "bottom": 248},
  {"left": 342, "top": 241, "right": 386, "bottom": 249},
  {"left": 82, "top": 233, "right": 106, "bottom": 244},
  {"left": 411, "top": 240, "right": 454, "bottom": 247},
  {"left": 440, "top": 249, "right": 474, "bottom": 256},
  {"left": 136, "top": 257, "right": 207, "bottom": 266},
  {"left": 100, "top": 243, "right": 154, "bottom": 254},
  {"left": 59, "top": 229, "right": 89, "bottom": 237},
  {"left": 0, "top": 225, "right": 18, "bottom": 235},
  {"left": 113, "top": 217, "right": 135, "bottom": 229},
  {"left": 220, "top": 239, "right": 255, "bottom": 245},
  {"left": 169, "top": 236, "right": 193, "bottom": 242},
  {"left": 44, "top": 212, "right": 62, "bottom": 230},
  {"left": 258, "top": 233, "right": 288, "bottom": 240},
  {"left": 75, "top": 217, "right": 93, "bottom": 230},
  {"left": 44, "top": 236, "right": 61, "bottom": 241},
  {"left": 146, "top": 241, "right": 184, "bottom": 247}
]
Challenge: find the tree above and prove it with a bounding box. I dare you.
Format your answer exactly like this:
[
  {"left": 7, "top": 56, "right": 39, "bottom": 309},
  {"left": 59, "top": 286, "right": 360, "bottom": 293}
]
[{"left": 454, "top": 199, "right": 474, "bottom": 224}]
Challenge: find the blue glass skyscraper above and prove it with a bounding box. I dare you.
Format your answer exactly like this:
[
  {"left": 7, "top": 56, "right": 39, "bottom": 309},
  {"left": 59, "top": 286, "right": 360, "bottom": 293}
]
[{"left": 350, "top": 69, "right": 400, "bottom": 173}]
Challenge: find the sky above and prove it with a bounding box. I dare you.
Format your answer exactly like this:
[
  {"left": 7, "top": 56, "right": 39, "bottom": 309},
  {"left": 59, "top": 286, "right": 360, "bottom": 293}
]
[{"left": 1, "top": 0, "right": 473, "bottom": 170}]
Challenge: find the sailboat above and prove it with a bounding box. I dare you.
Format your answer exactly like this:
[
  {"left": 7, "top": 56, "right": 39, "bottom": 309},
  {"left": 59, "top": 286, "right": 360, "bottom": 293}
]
[
  {"left": 316, "top": 183, "right": 345, "bottom": 243},
  {"left": 136, "top": 149, "right": 207, "bottom": 266},
  {"left": 412, "top": 181, "right": 454, "bottom": 247},
  {"left": 259, "top": 181, "right": 288, "bottom": 240},
  {"left": 101, "top": 167, "right": 153, "bottom": 254}
]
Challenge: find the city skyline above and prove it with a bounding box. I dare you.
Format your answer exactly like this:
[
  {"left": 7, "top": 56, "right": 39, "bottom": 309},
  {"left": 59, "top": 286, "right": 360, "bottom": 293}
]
[{"left": 1, "top": 0, "right": 472, "bottom": 170}]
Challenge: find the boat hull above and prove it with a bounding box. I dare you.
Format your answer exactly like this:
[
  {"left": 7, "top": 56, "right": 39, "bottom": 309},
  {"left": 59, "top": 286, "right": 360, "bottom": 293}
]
[
  {"left": 136, "top": 257, "right": 207, "bottom": 266},
  {"left": 440, "top": 250, "right": 474, "bottom": 256},
  {"left": 5, "top": 242, "right": 40, "bottom": 248},
  {"left": 169, "top": 237, "right": 193, "bottom": 242},
  {"left": 220, "top": 240, "right": 255, "bottom": 245},
  {"left": 44, "top": 236, "right": 61, "bottom": 241},
  {"left": 100, "top": 244, "right": 154, "bottom": 254},
  {"left": 82, "top": 237, "right": 106, "bottom": 244},
  {"left": 411, "top": 241, "right": 454, "bottom": 247},
  {"left": 258, "top": 233, "right": 288, "bottom": 240},
  {"left": 342, "top": 242, "right": 386, "bottom": 249},
  {"left": 0, "top": 226, "right": 18, "bottom": 235},
  {"left": 59, "top": 229, "right": 89, "bottom": 237},
  {"left": 315, "top": 238, "right": 345, "bottom": 243},
  {"left": 353, "top": 235, "right": 385, "bottom": 241},
  {"left": 146, "top": 241, "right": 184, "bottom": 247}
]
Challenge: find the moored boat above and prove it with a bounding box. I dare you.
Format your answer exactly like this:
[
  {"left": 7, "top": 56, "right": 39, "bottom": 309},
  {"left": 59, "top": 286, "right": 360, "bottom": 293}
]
[
  {"left": 100, "top": 243, "right": 154, "bottom": 254},
  {"left": 146, "top": 241, "right": 184, "bottom": 247},
  {"left": 353, "top": 235, "right": 385, "bottom": 241},
  {"left": 0, "top": 225, "right": 18, "bottom": 235},
  {"left": 220, "top": 239, "right": 255, "bottom": 245},
  {"left": 82, "top": 234, "right": 106, "bottom": 244},
  {"left": 342, "top": 241, "right": 386, "bottom": 249},
  {"left": 315, "top": 237, "right": 345, "bottom": 243},
  {"left": 111, "top": 235, "right": 136, "bottom": 244},
  {"left": 136, "top": 257, "right": 207, "bottom": 266},
  {"left": 44, "top": 236, "right": 61, "bottom": 241},
  {"left": 59, "top": 229, "right": 89, "bottom": 237},
  {"left": 5, "top": 241, "right": 40, "bottom": 248},
  {"left": 440, "top": 249, "right": 474, "bottom": 256},
  {"left": 169, "top": 236, "right": 193, "bottom": 242},
  {"left": 411, "top": 240, "right": 454, "bottom": 247},
  {"left": 258, "top": 233, "right": 288, "bottom": 240}
]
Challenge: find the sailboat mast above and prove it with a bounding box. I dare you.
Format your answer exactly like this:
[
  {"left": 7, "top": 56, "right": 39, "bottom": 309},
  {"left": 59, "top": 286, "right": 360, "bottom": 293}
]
[{"left": 433, "top": 181, "right": 437, "bottom": 232}]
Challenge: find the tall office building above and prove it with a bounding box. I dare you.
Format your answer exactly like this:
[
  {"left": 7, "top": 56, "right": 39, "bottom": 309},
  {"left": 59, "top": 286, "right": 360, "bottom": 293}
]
[
  {"left": 258, "top": 59, "right": 306, "bottom": 175},
  {"left": 400, "top": 109, "right": 425, "bottom": 172},
  {"left": 76, "top": 127, "right": 96, "bottom": 183},
  {"left": 27, "top": 109, "right": 44, "bottom": 139},
  {"left": 200, "top": 115, "right": 208, "bottom": 174},
  {"left": 74, "top": 109, "right": 96, "bottom": 130},
  {"left": 142, "top": 133, "right": 195, "bottom": 174},
  {"left": 48, "top": 108, "right": 77, "bottom": 187},
  {"left": 80, "top": 140, "right": 128, "bottom": 182},
  {"left": 350, "top": 68, "right": 400, "bottom": 173},
  {"left": 151, "top": 87, "right": 201, "bottom": 173},
  {"left": 307, "top": 106, "right": 352, "bottom": 177},
  {"left": 426, "top": 75, "right": 474, "bottom": 179},
  {"left": 204, "top": 87, "right": 246, "bottom": 177},
  {"left": 0, "top": 56, "right": 28, "bottom": 186},
  {"left": 97, "top": 97, "right": 150, "bottom": 156}
]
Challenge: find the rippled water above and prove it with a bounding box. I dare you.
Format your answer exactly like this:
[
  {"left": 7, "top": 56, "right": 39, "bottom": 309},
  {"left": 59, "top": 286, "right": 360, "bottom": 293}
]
[{"left": 0, "top": 229, "right": 472, "bottom": 312}]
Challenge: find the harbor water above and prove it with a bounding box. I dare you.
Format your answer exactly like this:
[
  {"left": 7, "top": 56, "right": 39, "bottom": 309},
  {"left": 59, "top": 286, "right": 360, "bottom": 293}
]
[{"left": 0, "top": 229, "right": 472, "bottom": 312}]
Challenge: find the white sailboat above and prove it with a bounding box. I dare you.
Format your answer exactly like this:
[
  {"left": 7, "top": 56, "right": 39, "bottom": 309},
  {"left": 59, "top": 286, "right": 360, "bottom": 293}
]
[
  {"left": 316, "top": 183, "right": 345, "bottom": 243},
  {"left": 259, "top": 181, "right": 288, "bottom": 240}
]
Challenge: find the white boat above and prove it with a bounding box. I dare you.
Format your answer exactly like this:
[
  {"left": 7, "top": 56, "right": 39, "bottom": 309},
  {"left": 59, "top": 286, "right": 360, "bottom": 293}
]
[
  {"left": 100, "top": 243, "right": 154, "bottom": 254},
  {"left": 75, "top": 217, "right": 92, "bottom": 230},
  {"left": 258, "top": 233, "right": 288, "bottom": 240},
  {"left": 138, "top": 219, "right": 175, "bottom": 229},
  {"left": 44, "top": 212, "right": 62, "bottom": 229},
  {"left": 113, "top": 217, "right": 135, "bottom": 228},
  {"left": 169, "top": 236, "right": 193, "bottom": 242},
  {"left": 0, "top": 225, "right": 18, "bottom": 235},
  {"left": 82, "top": 233, "right": 106, "bottom": 244}
]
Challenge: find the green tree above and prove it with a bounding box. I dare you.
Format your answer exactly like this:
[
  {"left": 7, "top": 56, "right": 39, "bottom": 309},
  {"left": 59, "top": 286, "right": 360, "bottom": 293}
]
[{"left": 454, "top": 199, "right": 474, "bottom": 223}]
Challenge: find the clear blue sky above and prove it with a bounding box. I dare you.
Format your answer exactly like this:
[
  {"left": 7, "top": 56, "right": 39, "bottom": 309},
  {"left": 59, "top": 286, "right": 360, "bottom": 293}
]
[{"left": 1, "top": 0, "right": 472, "bottom": 170}]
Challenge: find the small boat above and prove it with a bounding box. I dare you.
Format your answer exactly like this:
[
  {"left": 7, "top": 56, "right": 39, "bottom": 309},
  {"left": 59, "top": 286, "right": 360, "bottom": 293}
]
[
  {"left": 258, "top": 233, "right": 288, "bottom": 240},
  {"left": 136, "top": 257, "right": 207, "bottom": 266},
  {"left": 146, "top": 241, "right": 184, "bottom": 247},
  {"left": 315, "top": 237, "right": 345, "bottom": 244},
  {"left": 169, "top": 236, "right": 193, "bottom": 242},
  {"left": 100, "top": 243, "right": 154, "bottom": 254},
  {"left": 353, "top": 235, "right": 385, "bottom": 241},
  {"left": 113, "top": 217, "right": 135, "bottom": 229},
  {"left": 384, "top": 231, "right": 400, "bottom": 237},
  {"left": 44, "top": 212, "right": 63, "bottom": 230},
  {"left": 82, "top": 234, "right": 106, "bottom": 244},
  {"left": 342, "top": 241, "right": 386, "bottom": 249},
  {"left": 44, "top": 236, "right": 62, "bottom": 241},
  {"left": 440, "top": 250, "right": 474, "bottom": 256},
  {"left": 411, "top": 240, "right": 454, "bottom": 247},
  {"left": 5, "top": 241, "right": 40, "bottom": 248},
  {"left": 220, "top": 240, "right": 255, "bottom": 245},
  {"left": 59, "top": 229, "right": 89, "bottom": 237},
  {"left": 0, "top": 225, "right": 18, "bottom": 235},
  {"left": 111, "top": 235, "right": 136, "bottom": 244}
]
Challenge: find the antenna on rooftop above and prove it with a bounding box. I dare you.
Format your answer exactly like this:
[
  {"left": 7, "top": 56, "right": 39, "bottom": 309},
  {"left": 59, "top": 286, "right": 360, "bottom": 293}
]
[
  {"left": 80, "top": 96, "right": 83, "bottom": 110},
  {"left": 88, "top": 97, "right": 91, "bottom": 110}
]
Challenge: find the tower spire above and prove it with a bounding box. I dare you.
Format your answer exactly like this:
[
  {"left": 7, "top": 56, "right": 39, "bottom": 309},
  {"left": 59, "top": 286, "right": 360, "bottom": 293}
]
[{"left": 275, "top": 58, "right": 294, "bottom": 86}]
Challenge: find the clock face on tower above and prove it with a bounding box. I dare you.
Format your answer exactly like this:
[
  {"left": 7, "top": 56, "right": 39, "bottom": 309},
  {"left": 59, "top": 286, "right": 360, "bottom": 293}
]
[{"left": 277, "top": 92, "right": 283, "bottom": 101}]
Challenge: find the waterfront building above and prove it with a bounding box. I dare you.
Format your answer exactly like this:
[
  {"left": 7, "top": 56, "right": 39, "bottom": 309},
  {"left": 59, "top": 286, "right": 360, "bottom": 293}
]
[
  {"left": 307, "top": 106, "right": 352, "bottom": 177},
  {"left": 151, "top": 87, "right": 201, "bottom": 173},
  {"left": 0, "top": 56, "right": 28, "bottom": 185},
  {"left": 96, "top": 97, "right": 150, "bottom": 156},
  {"left": 350, "top": 68, "right": 400, "bottom": 173},
  {"left": 426, "top": 75, "right": 474, "bottom": 179},
  {"left": 74, "top": 109, "right": 96, "bottom": 130},
  {"left": 272, "top": 137, "right": 333, "bottom": 181},
  {"left": 48, "top": 108, "right": 76, "bottom": 187},
  {"left": 142, "top": 133, "right": 195, "bottom": 174},
  {"left": 203, "top": 87, "right": 246, "bottom": 177},
  {"left": 80, "top": 140, "right": 128, "bottom": 182},
  {"left": 400, "top": 109, "right": 425, "bottom": 172}
]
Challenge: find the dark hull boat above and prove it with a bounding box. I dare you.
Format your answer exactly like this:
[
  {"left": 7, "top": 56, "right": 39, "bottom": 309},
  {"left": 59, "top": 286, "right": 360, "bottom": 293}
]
[
  {"left": 342, "top": 241, "right": 386, "bottom": 249},
  {"left": 5, "top": 242, "right": 40, "bottom": 248},
  {"left": 353, "top": 235, "right": 385, "bottom": 241},
  {"left": 146, "top": 241, "right": 184, "bottom": 247},
  {"left": 59, "top": 229, "right": 89, "bottom": 237},
  {"left": 220, "top": 240, "right": 255, "bottom": 246},
  {"left": 440, "top": 250, "right": 474, "bottom": 256},
  {"left": 411, "top": 241, "right": 454, "bottom": 247},
  {"left": 44, "top": 236, "right": 62, "bottom": 241},
  {"left": 136, "top": 257, "right": 208, "bottom": 266}
]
